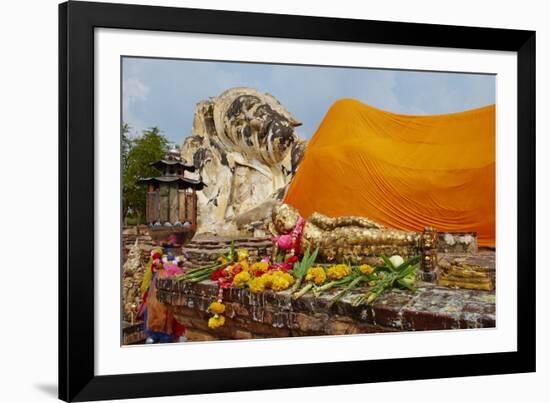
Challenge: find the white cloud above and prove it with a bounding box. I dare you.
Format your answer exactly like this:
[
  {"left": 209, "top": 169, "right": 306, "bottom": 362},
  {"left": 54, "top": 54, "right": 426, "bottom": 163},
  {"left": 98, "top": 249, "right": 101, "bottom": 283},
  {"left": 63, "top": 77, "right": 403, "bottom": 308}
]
[
  {"left": 122, "top": 77, "right": 150, "bottom": 137},
  {"left": 124, "top": 77, "right": 149, "bottom": 98},
  {"left": 121, "top": 58, "right": 495, "bottom": 143}
]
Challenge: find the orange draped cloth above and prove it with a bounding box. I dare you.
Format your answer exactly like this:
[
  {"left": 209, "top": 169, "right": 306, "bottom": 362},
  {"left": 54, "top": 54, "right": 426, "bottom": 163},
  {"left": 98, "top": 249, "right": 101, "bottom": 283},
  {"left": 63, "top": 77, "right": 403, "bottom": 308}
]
[{"left": 285, "top": 99, "right": 496, "bottom": 247}]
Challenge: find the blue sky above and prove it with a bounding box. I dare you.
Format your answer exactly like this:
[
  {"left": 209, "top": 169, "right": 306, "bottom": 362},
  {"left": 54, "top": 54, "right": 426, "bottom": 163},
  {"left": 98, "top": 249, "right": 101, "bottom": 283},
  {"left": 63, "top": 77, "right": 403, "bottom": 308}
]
[{"left": 122, "top": 57, "right": 495, "bottom": 144}]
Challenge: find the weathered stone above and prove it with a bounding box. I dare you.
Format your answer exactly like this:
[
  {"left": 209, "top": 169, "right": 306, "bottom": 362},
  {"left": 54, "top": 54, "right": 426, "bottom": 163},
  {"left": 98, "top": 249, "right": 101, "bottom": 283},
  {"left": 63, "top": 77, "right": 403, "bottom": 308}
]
[
  {"left": 329, "top": 320, "right": 360, "bottom": 335},
  {"left": 400, "top": 287, "right": 466, "bottom": 330},
  {"left": 121, "top": 239, "right": 146, "bottom": 323},
  {"left": 181, "top": 88, "right": 306, "bottom": 236},
  {"left": 368, "top": 291, "right": 415, "bottom": 329},
  {"left": 171, "top": 305, "right": 210, "bottom": 322},
  {"left": 229, "top": 302, "right": 250, "bottom": 318},
  {"left": 233, "top": 330, "right": 253, "bottom": 339},
  {"left": 122, "top": 322, "right": 146, "bottom": 345},
  {"left": 185, "top": 329, "right": 218, "bottom": 342},
  {"left": 356, "top": 323, "right": 400, "bottom": 333},
  {"left": 291, "top": 312, "right": 329, "bottom": 333},
  {"left": 233, "top": 317, "right": 291, "bottom": 338}
]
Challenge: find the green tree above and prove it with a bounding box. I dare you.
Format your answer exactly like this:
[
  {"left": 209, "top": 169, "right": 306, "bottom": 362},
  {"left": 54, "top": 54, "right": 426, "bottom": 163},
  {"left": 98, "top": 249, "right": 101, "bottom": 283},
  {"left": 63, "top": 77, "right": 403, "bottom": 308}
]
[
  {"left": 121, "top": 123, "right": 132, "bottom": 175},
  {"left": 122, "top": 126, "right": 169, "bottom": 224}
]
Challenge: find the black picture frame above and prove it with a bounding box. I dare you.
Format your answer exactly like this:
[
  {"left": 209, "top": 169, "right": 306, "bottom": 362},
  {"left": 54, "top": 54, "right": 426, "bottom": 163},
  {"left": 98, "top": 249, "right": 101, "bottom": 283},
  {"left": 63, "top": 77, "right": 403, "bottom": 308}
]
[{"left": 59, "top": 1, "right": 536, "bottom": 401}]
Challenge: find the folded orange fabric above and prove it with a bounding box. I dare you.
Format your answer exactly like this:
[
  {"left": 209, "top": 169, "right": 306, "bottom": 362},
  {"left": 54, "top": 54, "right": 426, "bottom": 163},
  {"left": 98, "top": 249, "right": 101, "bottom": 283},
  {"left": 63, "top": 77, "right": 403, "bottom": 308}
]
[{"left": 285, "top": 99, "right": 495, "bottom": 247}]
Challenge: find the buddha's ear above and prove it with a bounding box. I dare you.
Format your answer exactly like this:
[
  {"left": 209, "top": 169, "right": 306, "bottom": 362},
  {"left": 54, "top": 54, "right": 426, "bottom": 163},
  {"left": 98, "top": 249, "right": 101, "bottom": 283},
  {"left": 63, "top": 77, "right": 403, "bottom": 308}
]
[
  {"left": 271, "top": 201, "right": 283, "bottom": 221},
  {"left": 268, "top": 202, "right": 281, "bottom": 236}
]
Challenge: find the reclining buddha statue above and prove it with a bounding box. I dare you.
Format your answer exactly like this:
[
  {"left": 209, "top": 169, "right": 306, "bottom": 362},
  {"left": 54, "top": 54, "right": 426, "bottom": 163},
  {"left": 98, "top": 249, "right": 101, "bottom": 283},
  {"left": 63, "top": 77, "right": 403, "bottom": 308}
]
[{"left": 269, "top": 203, "right": 438, "bottom": 280}]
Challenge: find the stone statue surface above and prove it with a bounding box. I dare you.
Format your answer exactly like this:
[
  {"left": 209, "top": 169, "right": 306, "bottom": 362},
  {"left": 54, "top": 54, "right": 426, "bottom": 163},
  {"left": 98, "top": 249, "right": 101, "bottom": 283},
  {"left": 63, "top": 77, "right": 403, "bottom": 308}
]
[
  {"left": 181, "top": 87, "right": 306, "bottom": 236},
  {"left": 270, "top": 203, "right": 421, "bottom": 264},
  {"left": 122, "top": 240, "right": 144, "bottom": 323}
]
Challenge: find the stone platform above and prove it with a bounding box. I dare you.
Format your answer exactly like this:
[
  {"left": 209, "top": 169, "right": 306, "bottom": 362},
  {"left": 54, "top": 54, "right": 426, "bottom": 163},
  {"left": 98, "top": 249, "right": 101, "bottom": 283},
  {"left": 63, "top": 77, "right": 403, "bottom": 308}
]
[
  {"left": 183, "top": 236, "right": 273, "bottom": 267},
  {"left": 122, "top": 321, "right": 146, "bottom": 345},
  {"left": 123, "top": 227, "right": 496, "bottom": 342},
  {"left": 156, "top": 277, "right": 496, "bottom": 341}
]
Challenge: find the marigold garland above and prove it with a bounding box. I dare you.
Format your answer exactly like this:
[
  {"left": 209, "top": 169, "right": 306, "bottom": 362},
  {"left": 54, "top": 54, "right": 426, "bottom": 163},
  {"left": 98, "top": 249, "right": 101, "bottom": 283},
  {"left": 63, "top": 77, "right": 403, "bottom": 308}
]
[
  {"left": 178, "top": 243, "right": 419, "bottom": 318},
  {"left": 272, "top": 276, "right": 292, "bottom": 291},
  {"left": 271, "top": 271, "right": 295, "bottom": 291},
  {"left": 208, "top": 314, "right": 225, "bottom": 329},
  {"left": 246, "top": 270, "right": 295, "bottom": 293},
  {"left": 239, "top": 261, "right": 250, "bottom": 272},
  {"left": 359, "top": 264, "right": 374, "bottom": 275},
  {"left": 232, "top": 270, "right": 251, "bottom": 286},
  {"left": 208, "top": 284, "right": 227, "bottom": 329},
  {"left": 261, "top": 273, "right": 274, "bottom": 289},
  {"left": 305, "top": 266, "right": 327, "bottom": 285},
  {"left": 279, "top": 271, "right": 295, "bottom": 283},
  {"left": 251, "top": 261, "right": 269, "bottom": 274},
  {"left": 249, "top": 276, "right": 266, "bottom": 293},
  {"left": 327, "top": 264, "right": 351, "bottom": 280},
  {"left": 209, "top": 301, "right": 225, "bottom": 315}
]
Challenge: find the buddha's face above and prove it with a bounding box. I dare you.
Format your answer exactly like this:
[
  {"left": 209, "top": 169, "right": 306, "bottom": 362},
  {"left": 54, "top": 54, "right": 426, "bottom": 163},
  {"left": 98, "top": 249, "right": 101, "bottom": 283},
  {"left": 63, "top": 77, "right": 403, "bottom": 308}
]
[{"left": 272, "top": 203, "right": 300, "bottom": 234}]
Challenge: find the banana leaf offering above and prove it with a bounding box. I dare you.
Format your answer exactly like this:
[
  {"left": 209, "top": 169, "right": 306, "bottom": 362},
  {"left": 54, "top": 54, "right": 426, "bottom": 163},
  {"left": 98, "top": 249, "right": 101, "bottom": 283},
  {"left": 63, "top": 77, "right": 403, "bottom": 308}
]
[{"left": 351, "top": 255, "right": 420, "bottom": 306}]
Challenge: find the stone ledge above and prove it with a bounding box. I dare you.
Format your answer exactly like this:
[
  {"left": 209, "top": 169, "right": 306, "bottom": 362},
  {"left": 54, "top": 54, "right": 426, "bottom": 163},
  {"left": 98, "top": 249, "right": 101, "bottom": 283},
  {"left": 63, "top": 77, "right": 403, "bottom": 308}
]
[
  {"left": 156, "top": 277, "right": 495, "bottom": 341},
  {"left": 122, "top": 321, "right": 146, "bottom": 345}
]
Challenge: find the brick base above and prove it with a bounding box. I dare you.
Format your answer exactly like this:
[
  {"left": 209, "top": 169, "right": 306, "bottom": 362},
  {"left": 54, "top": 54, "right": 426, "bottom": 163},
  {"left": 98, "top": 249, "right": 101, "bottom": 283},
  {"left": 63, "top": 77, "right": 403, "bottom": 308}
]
[{"left": 156, "top": 277, "right": 495, "bottom": 341}]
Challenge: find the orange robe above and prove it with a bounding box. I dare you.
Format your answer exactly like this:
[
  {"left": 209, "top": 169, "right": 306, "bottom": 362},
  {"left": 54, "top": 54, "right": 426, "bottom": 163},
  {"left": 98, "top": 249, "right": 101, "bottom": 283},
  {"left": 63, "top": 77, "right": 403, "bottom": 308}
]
[{"left": 285, "top": 99, "right": 495, "bottom": 247}]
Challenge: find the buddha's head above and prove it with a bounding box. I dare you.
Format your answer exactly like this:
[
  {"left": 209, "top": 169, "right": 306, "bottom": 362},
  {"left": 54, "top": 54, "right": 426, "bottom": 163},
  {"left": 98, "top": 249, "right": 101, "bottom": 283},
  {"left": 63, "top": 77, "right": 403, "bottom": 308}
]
[
  {"left": 272, "top": 203, "right": 300, "bottom": 234},
  {"left": 212, "top": 87, "right": 301, "bottom": 166}
]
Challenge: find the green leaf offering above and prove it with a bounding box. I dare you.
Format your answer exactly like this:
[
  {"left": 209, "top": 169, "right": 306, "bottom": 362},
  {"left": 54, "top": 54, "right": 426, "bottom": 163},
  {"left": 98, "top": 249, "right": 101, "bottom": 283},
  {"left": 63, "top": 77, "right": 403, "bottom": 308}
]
[
  {"left": 289, "top": 247, "right": 319, "bottom": 296},
  {"left": 352, "top": 255, "right": 420, "bottom": 306}
]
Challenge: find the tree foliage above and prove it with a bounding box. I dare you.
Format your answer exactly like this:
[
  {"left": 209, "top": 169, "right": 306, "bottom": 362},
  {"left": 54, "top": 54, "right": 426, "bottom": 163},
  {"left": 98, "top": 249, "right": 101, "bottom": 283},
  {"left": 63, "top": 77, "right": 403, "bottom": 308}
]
[
  {"left": 121, "top": 123, "right": 132, "bottom": 174},
  {"left": 122, "top": 126, "right": 169, "bottom": 223}
]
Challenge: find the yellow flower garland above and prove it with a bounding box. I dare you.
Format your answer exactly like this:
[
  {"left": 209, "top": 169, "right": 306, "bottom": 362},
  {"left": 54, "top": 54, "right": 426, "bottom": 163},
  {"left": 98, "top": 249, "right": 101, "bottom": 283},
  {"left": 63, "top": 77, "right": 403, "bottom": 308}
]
[
  {"left": 251, "top": 261, "right": 269, "bottom": 273},
  {"left": 248, "top": 270, "right": 295, "bottom": 293},
  {"left": 208, "top": 314, "right": 225, "bottom": 329},
  {"left": 271, "top": 274, "right": 294, "bottom": 291},
  {"left": 327, "top": 264, "right": 351, "bottom": 280},
  {"left": 209, "top": 301, "right": 225, "bottom": 314},
  {"left": 239, "top": 261, "right": 250, "bottom": 272},
  {"left": 305, "top": 266, "right": 327, "bottom": 285},
  {"left": 249, "top": 276, "right": 266, "bottom": 293},
  {"left": 272, "top": 270, "right": 295, "bottom": 284},
  {"left": 359, "top": 264, "right": 374, "bottom": 275},
  {"left": 233, "top": 270, "right": 251, "bottom": 286}
]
